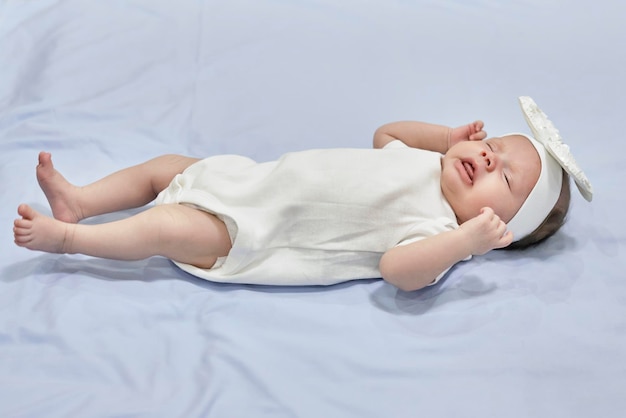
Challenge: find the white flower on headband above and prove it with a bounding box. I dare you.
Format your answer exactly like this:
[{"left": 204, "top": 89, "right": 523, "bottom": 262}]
[{"left": 519, "top": 96, "right": 593, "bottom": 202}]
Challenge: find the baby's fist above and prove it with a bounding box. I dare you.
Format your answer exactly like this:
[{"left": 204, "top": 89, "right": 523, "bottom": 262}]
[
  {"left": 460, "top": 207, "right": 513, "bottom": 255},
  {"left": 449, "top": 121, "right": 487, "bottom": 149}
]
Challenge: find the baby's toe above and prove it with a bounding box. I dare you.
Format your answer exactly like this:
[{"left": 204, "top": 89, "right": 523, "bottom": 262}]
[{"left": 17, "top": 204, "right": 37, "bottom": 220}]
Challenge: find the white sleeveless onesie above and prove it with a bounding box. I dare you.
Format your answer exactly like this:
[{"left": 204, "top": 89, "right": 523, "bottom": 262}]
[{"left": 155, "top": 140, "right": 460, "bottom": 286}]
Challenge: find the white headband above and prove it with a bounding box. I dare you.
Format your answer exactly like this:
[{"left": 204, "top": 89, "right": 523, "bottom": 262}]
[{"left": 506, "top": 97, "right": 593, "bottom": 241}]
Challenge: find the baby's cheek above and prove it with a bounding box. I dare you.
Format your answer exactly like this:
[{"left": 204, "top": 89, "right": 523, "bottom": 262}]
[{"left": 496, "top": 199, "right": 519, "bottom": 224}]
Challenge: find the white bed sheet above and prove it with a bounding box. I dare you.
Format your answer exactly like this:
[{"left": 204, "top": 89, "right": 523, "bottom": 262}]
[{"left": 1, "top": 0, "right": 625, "bottom": 417}]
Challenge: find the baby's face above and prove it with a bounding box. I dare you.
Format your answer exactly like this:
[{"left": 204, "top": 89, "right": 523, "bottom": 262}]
[{"left": 441, "top": 134, "right": 541, "bottom": 224}]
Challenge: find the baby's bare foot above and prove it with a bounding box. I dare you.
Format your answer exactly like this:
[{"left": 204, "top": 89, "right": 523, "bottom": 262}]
[
  {"left": 13, "top": 204, "right": 74, "bottom": 254},
  {"left": 36, "top": 152, "right": 83, "bottom": 223}
]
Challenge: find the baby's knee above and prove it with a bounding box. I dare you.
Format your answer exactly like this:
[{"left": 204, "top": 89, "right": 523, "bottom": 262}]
[{"left": 149, "top": 155, "right": 200, "bottom": 194}]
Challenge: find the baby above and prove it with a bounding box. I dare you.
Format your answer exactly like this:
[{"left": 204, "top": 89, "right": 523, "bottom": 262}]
[{"left": 13, "top": 97, "right": 592, "bottom": 291}]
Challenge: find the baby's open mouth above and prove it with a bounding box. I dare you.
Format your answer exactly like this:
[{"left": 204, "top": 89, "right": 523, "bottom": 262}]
[{"left": 462, "top": 161, "right": 474, "bottom": 182}]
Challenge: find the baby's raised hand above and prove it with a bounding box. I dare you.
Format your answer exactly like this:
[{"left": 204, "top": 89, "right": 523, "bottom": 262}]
[
  {"left": 449, "top": 120, "right": 486, "bottom": 149},
  {"left": 459, "top": 207, "right": 513, "bottom": 255}
]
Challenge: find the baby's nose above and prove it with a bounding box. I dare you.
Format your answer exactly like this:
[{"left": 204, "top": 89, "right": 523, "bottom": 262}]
[{"left": 481, "top": 150, "right": 496, "bottom": 171}]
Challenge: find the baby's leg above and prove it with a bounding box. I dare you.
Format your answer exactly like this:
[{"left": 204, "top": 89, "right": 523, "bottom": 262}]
[
  {"left": 14, "top": 203, "right": 231, "bottom": 268},
  {"left": 36, "top": 152, "right": 200, "bottom": 223}
]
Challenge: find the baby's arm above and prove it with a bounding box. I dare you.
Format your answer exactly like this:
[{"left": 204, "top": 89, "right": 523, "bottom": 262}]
[
  {"left": 373, "top": 121, "right": 486, "bottom": 153},
  {"left": 380, "top": 207, "right": 512, "bottom": 291}
]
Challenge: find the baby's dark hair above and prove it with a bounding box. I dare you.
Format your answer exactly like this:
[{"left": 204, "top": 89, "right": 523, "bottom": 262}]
[{"left": 506, "top": 170, "right": 571, "bottom": 250}]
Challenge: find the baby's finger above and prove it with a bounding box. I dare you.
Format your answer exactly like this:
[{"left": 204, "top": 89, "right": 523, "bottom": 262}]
[
  {"left": 496, "top": 219, "right": 508, "bottom": 236},
  {"left": 500, "top": 230, "right": 514, "bottom": 247},
  {"left": 470, "top": 131, "right": 487, "bottom": 141},
  {"left": 480, "top": 207, "right": 495, "bottom": 218},
  {"left": 470, "top": 120, "right": 484, "bottom": 134}
]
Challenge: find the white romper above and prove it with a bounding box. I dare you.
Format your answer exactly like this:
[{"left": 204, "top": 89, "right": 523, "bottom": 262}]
[{"left": 155, "top": 140, "right": 460, "bottom": 286}]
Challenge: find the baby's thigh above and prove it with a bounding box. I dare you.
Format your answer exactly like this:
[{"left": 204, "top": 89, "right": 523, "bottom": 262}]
[{"left": 154, "top": 203, "right": 231, "bottom": 268}]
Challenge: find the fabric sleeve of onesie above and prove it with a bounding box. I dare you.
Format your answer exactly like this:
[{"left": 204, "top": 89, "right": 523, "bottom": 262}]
[
  {"left": 382, "top": 139, "right": 408, "bottom": 149},
  {"left": 383, "top": 139, "right": 471, "bottom": 285}
]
